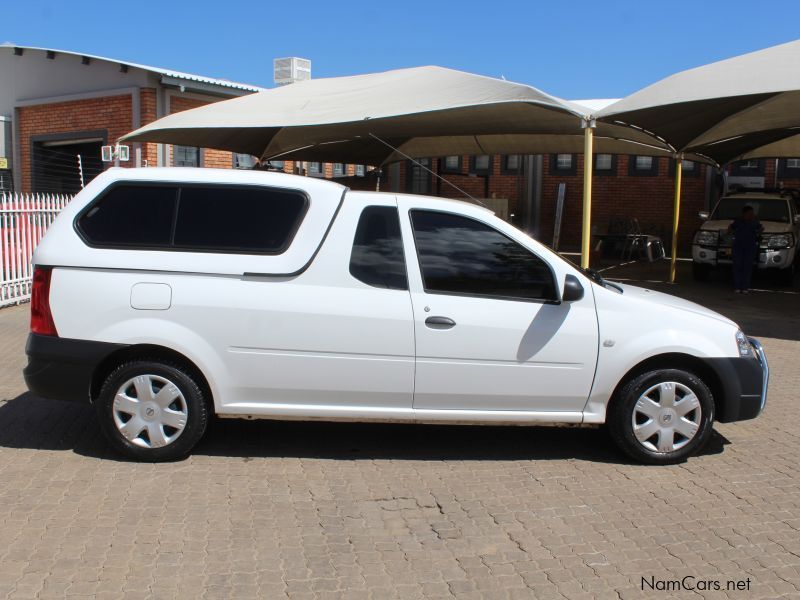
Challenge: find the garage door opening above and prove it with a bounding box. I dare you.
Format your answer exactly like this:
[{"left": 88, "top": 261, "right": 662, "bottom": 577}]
[{"left": 31, "top": 135, "right": 105, "bottom": 194}]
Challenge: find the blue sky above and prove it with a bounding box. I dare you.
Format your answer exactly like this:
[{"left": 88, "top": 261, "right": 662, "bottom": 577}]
[{"left": 4, "top": 0, "right": 800, "bottom": 99}]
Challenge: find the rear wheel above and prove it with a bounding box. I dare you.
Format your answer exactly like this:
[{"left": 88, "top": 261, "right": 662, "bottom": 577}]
[
  {"left": 95, "top": 360, "right": 208, "bottom": 461},
  {"left": 608, "top": 369, "right": 714, "bottom": 465}
]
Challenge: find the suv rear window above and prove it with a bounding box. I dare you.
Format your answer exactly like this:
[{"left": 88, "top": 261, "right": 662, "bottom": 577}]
[{"left": 77, "top": 183, "right": 308, "bottom": 253}]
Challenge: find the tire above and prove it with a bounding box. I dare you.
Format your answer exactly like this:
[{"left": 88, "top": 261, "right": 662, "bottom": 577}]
[
  {"left": 95, "top": 359, "right": 209, "bottom": 461},
  {"left": 692, "top": 262, "right": 710, "bottom": 282},
  {"left": 608, "top": 369, "right": 714, "bottom": 465}
]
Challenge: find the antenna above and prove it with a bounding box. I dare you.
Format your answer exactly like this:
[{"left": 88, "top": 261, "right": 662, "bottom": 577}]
[{"left": 367, "top": 133, "right": 485, "bottom": 206}]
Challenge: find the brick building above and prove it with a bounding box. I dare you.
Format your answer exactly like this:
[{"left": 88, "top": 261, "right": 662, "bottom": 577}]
[
  {"left": 384, "top": 154, "right": 800, "bottom": 253},
  {"left": 0, "top": 44, "right": 263, "bottom": 194},
  {"left": 2, "top": 44, "right": 798, "bottom": 255}
]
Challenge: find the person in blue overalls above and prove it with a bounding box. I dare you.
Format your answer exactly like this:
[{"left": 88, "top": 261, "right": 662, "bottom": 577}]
[{"left": 728, "top": 205, "right": 763, "bottom": 294}]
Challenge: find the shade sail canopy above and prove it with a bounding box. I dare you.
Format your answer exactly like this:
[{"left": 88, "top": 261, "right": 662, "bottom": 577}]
[
  {"left": 598, "top": 39, "right": 800, "bottom": 164},
  {"left": 251, "top": 132, "right": 686, "bottom": 165},
  {"left": 122, "top": 65, "right": 674, "bottom": 164},
  {"left": 737, "top": 132, "right": 800, "bottom": 160}
]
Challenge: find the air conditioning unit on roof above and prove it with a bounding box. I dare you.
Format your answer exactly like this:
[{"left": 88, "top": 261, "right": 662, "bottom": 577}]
[{"left": 274, "top": 57, "right": 311, "bottom": 86}]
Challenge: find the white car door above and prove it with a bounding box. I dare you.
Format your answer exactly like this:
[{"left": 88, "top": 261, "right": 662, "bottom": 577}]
[{"left": 398, "top": 199, "right": 599, "bottom": 415}]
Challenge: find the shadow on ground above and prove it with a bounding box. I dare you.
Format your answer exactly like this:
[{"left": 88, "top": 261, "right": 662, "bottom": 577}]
[{"left": 0, "top": 393, "right": 729, "bottom": 464}]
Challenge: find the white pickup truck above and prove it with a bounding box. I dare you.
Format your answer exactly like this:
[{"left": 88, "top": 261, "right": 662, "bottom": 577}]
[
  {"left": 24, "top": 168, "right": 768, "bottom": 464},
  {"left": 692, "top": 191, "right": 799, "bottom": 285}
]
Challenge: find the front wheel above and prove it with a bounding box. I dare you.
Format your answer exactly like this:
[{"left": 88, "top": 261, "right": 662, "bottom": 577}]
[
  {"left": 95, "top": 360, "right": 209, "bottom": 461},
  {"left": 608, "top": 369, "right": 714, "bottom": 465}
]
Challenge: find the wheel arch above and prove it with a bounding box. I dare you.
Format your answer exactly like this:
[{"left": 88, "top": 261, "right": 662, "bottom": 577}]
[
  {"left": 606, "top": 352, "right": 724, "bottom": 420},
  {"left": 90, "top": 344, "right": 214, "bottom": 413}
]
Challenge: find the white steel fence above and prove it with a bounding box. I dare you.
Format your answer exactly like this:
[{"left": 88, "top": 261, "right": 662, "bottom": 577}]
[{"left": 1, "top": 193, "right": 71, "bottom": 308}]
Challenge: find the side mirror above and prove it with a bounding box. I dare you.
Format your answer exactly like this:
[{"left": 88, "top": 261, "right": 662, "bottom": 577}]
[
  {"left": 794, "top": 214, "right": 800, "bottom": 225},
  {"left": 562, "top": 274, "right": 584, "bottom": 302},
  {"left": 698, "top": 211, "right": 710, "bottom": 220}
]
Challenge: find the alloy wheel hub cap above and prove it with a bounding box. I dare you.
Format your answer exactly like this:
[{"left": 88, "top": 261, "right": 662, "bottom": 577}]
[
  {"left": 112, "top": 374, "right": 188, "bottom": 449},
  {"left": 632, "top": 381, "right": 702, "bottom": 453}
]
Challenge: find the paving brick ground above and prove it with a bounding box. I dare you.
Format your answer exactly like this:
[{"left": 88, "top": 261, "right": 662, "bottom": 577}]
[{"left": 0, "top": 268, "right": 798, "bottom": 599}]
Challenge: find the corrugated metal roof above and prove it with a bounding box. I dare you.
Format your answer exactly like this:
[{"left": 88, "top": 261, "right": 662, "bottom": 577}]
[{"left": 1, "top": 43, "right": 266, "bottom": 92}]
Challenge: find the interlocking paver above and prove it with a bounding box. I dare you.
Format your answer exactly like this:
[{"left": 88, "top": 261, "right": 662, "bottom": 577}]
[{"left": 1, "top": 275, "right": 800, "bottom": 599}]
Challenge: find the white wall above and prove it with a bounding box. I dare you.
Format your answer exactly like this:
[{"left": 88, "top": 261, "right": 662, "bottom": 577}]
[{"left": 0, "top": 47, "right": 152, "bottom": 118}]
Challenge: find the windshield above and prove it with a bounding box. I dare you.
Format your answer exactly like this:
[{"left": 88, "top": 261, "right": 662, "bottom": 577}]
[{"left": 713, "top": 197, "right": 791, "bottom": 223}]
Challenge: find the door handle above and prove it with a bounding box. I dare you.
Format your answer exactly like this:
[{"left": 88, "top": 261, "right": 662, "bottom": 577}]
[{"left": 425, "top": 316, "right": 456, "bottom": 330}]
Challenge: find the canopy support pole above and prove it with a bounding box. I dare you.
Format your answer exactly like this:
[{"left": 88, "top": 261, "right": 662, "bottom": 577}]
[
  {"left": 669, "top": 154, "right": 683, "bottom": 283},
  {"left": 581, "top": 119, "right": 596, "bottom": 269}
]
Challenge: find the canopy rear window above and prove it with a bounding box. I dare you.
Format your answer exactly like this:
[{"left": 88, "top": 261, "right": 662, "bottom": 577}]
[{"left": 77, "top": 183, "right": 308, "bottom": 253}]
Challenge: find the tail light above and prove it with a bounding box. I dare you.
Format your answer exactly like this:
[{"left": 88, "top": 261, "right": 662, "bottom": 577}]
[{"left": 30, "top": 267, "right": 58, "bottom": 337}]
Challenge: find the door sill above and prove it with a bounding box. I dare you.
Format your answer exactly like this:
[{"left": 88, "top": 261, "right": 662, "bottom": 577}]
[{"left": 217, "top": 403, "right": 585, "bottom": 426}]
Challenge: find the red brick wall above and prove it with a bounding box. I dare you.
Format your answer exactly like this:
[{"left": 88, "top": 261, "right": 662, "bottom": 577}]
[
  {"left": 729, "top": 159, "right": 800, "bottom": 190},
  {"left": 17, "top": 88, "right": 296, "bottom": 187},
  {"left": 539, "top": 155, "right": 707, "bottom": 252},
  {"left": 17, "top": 94, "right": 134, "bottom": 192},
  {"left": 429, "top": 158, "right": 526, "bottom": 211},
  {"left": 138, "top": 88, "right": 159, "bottom": 167},
  {"left": 387, "top": 154, "right": 709, "bottom": 254}
]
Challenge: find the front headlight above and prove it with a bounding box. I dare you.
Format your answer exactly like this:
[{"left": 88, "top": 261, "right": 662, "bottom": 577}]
[
  {"left": 694, "top": 230, "right": 718, "bottom": 246},
  {"left": 735, "top": 330, "right": 753, "bottom": 357},
  {"left": 763, "top": 233, "right": 793, "bottom": 249}
]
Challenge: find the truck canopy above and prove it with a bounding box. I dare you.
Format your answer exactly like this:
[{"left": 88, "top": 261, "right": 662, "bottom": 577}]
[{"left": 33, "top": 168, "right": 347, "bottom": 276}]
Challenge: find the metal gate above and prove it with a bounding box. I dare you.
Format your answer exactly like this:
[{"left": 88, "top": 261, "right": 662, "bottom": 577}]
[{"left": 0, "top": 193, "right": 71, "bottom": 307}]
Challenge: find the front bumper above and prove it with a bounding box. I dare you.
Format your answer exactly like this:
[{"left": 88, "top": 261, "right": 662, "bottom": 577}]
[
  {"left": 692, "top": 244, "right": 795, "bottom": 269},
  {"left": 702, "top": 337, "right": 768, "bottom": 423},
  {"left": 23, "top": 334, "right": 124, "bottom": 403},
  {"left": 749, "top": 338, "right": 769, "bottom": 415}
]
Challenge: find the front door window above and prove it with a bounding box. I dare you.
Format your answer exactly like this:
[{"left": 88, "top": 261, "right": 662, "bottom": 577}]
[{"left": 410, "top": 210, "right": 557, "bottom": 302}]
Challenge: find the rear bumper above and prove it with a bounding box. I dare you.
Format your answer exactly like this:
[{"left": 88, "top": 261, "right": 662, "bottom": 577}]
[
  {"left": 23, "top": 334, "right": 124, "bottom": 403},
  {"left": 703, "top": 338, "right": 768, "bottom": 423}
]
